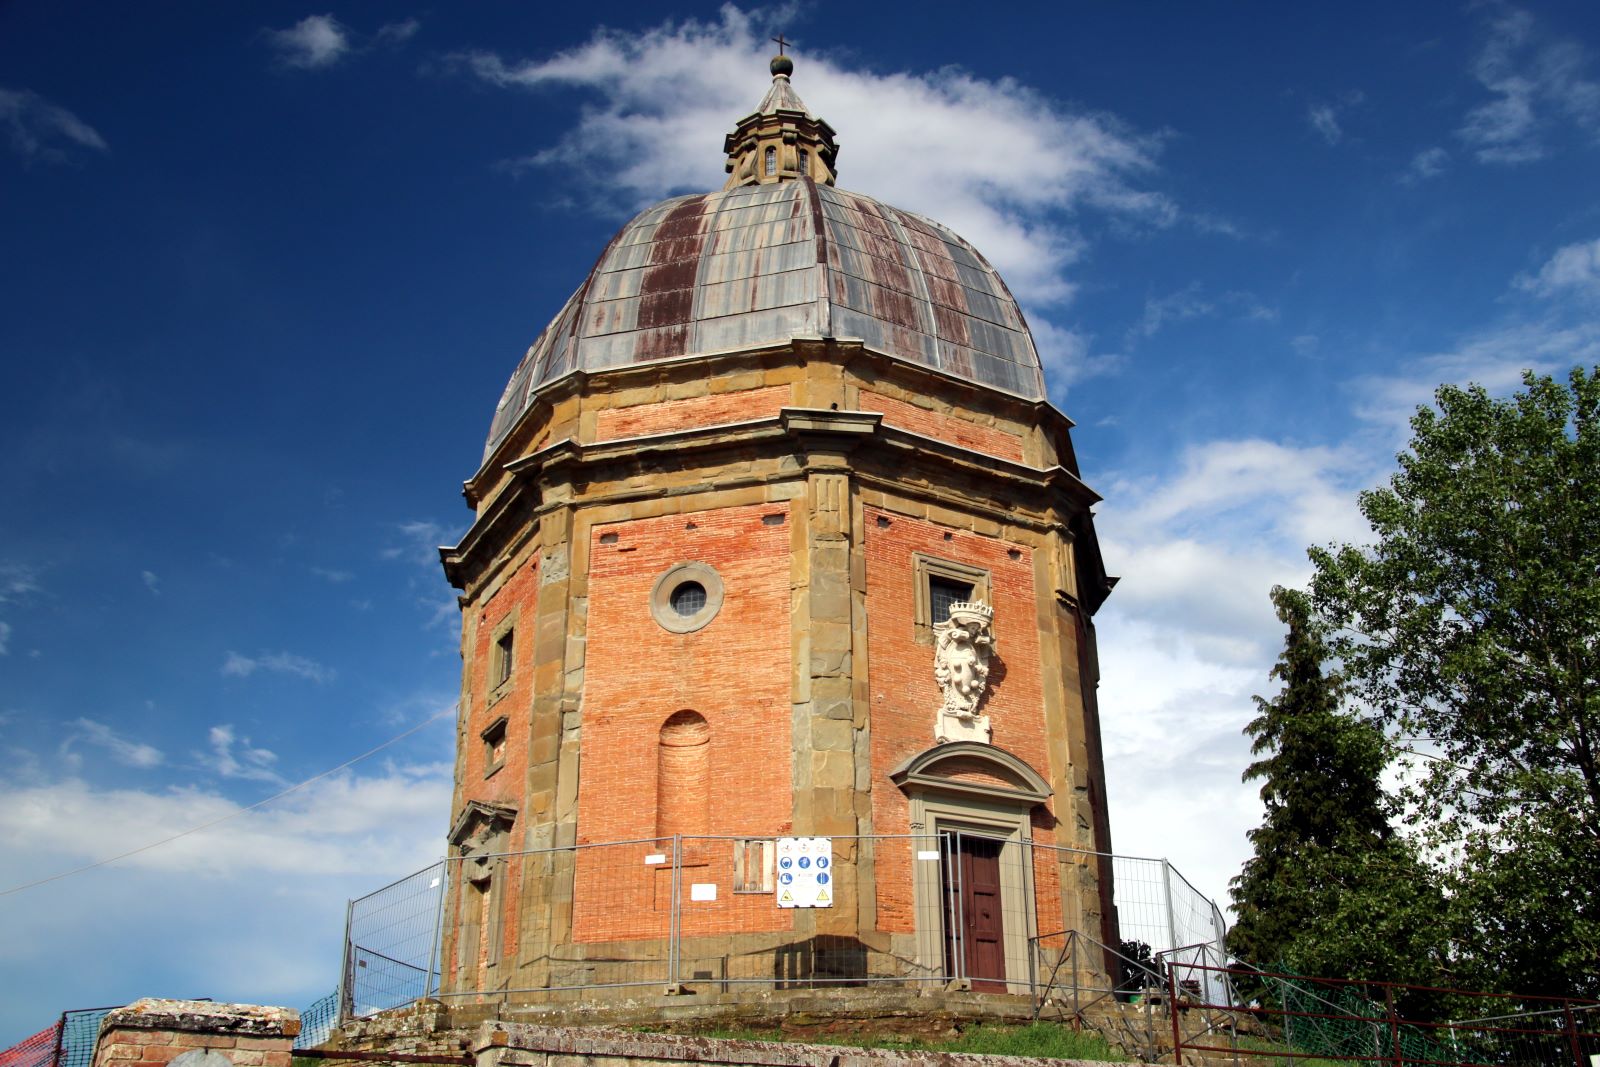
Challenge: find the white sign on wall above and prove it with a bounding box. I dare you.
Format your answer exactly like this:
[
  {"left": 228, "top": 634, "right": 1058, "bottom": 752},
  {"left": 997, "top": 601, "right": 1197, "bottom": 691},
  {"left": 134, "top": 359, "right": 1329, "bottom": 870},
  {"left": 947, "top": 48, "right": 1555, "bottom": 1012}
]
[{"left": 775, "top": 836, "right": 833, "bottom": 908}]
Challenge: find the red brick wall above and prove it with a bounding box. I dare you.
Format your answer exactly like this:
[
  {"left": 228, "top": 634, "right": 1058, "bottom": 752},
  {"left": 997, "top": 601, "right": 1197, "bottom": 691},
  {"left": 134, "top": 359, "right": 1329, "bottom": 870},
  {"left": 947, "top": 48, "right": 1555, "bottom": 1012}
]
[
  {"left": 857, "top": 390, "right": 1024, "bottom": 462},
  {"left": 594, "top": 386, "right": 789, "bottom": 441},
  {"left": 862, "top": 507, "right": 1055, "bottom": 934},
  {"left": 453, "top": 558, "right": 538, "bottom": 978},
  {"left": 573, "top": 502, "right": 794, "bottom": 941},
  {"left": 461, "top": 560, "right": 539, "bottom": 815}
]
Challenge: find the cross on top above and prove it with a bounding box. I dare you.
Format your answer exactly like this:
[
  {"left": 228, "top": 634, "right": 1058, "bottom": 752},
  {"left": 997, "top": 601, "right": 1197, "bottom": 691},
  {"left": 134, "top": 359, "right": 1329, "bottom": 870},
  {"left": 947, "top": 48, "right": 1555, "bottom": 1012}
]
[{"left": 771, "top": 34, "right": 789, "bottom": 55}]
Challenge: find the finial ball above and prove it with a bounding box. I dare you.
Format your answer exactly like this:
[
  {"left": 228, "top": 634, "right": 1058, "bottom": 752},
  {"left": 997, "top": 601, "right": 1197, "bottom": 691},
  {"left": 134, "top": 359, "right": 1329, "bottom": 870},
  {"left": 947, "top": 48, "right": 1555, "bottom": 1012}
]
[{"left": 770, "top": 54, "right": 794, "bottom": 77}]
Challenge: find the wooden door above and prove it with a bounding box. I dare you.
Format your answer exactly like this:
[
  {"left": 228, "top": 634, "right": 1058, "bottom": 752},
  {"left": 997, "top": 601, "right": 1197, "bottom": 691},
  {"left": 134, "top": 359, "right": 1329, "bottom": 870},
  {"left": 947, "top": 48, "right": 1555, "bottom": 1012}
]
[{"left": 941, "top": 835, "right": 1007, "bottom": 991}]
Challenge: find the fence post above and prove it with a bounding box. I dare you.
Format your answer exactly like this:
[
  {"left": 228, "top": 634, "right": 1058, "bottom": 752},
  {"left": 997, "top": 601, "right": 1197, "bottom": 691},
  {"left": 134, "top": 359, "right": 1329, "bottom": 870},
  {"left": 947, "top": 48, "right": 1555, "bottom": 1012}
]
[
  {"left": 423, "top": 858, "right": 448, "bottom": 998},
  {"left": 1167, "top": 947, "right": 1183, "bottom": 1062},
  {"left": 1384, "top": 986, "right": 1402, "bottom": 1067},
  {"left": 1160, "top": 860, "right": 1179, "bottom": 954},
  {"left": 952, "top": 830, "right": 967, "bottom": 987},
  {"left": 335, "top": 897, "right": 356, "bottom": 1023},
  {"left": 1562, "top": 1001, "right": 1583, "bottom": 1067},
  {"left": 49, "top": 1014, "right": 66, "bottom": 1067},
  {"left": 667, "top": 834, "right": 682, "bottom": 991},
  {"left": 1071, "top": 931, "right": 1080, "bottom": 1025}
]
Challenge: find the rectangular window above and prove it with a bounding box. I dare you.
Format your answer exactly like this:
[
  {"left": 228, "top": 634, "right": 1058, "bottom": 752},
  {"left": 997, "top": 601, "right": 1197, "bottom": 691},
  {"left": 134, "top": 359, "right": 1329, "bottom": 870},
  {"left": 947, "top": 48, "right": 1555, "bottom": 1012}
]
[
  {"left": 481, "top": 716, "right": 508, "bottom": 778},
  {"left": 733, "top": 839, "right": 774, "bottom": 893},
  {"left": 493, "top": 627, "right": 514, "bottom": 688},
  {"left": 929, "top": 576, "right": 974, "bottom": 624},
  {"left": 913, "top": 553, "right": 991, "bottom": 644}
]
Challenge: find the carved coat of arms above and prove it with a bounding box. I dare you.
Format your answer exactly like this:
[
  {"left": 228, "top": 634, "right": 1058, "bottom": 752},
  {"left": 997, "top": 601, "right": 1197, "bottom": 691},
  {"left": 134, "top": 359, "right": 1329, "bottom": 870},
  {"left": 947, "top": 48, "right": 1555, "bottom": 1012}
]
[{"left": 933, "top": 600, "right": 995, "bottom": 744}]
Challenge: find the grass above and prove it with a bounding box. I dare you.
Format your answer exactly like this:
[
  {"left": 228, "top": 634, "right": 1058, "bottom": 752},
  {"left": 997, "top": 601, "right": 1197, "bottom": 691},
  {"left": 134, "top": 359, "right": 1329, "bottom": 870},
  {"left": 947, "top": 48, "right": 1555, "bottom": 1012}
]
[{"left": 692, "top": 1021, "right": 1130, "bottom": 1060}]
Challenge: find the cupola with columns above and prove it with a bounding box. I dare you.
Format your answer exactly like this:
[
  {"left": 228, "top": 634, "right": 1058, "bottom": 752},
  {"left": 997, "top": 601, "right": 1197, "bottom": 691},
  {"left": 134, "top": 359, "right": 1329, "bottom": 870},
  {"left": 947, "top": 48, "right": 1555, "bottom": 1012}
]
[{"left": 723, "top": 48, "right": 838, "bottom": 188}]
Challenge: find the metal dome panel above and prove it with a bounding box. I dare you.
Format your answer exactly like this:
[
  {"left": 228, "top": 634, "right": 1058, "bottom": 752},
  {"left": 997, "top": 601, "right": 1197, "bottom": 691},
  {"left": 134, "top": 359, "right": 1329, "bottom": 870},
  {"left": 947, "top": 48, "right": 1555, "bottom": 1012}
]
[{"left": 485, "top": 181, "right": 1044, "bottom": 456}]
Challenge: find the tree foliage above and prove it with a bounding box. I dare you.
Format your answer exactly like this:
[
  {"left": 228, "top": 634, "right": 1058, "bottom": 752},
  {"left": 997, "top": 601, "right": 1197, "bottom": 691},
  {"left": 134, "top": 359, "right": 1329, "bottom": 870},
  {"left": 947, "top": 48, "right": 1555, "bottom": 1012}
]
[
  {"left": 1308, "top": 367, "right": 1600, "bottom": 997},
  {"left": 1228, "top": 587, "right": 1448, "bottom": 998}
]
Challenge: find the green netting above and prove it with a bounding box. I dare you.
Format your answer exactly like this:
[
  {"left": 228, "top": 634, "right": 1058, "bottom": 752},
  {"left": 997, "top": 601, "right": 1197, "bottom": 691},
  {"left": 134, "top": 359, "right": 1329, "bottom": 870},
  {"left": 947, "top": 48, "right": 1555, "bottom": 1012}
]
[{"left": 1278, "top": 978, "right": 1450, "bottom": 1064}]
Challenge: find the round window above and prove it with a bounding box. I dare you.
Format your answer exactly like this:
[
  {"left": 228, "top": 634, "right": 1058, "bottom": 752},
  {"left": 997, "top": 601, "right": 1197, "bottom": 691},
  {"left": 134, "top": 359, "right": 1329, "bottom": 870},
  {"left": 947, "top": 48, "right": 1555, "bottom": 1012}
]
[
  {"left": 650, "top": 563, "right": 724, "bottom": 634},
  {"left": 669, "top": 580, "right": 707, "bottom": 617}
]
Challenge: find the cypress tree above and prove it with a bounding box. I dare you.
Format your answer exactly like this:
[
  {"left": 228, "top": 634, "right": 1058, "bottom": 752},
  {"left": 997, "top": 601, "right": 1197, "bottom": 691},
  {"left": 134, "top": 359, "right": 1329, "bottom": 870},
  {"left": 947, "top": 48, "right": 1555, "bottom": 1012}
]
[{"left": 1228, "top": 586, "right": 1447, "bottom": 996}]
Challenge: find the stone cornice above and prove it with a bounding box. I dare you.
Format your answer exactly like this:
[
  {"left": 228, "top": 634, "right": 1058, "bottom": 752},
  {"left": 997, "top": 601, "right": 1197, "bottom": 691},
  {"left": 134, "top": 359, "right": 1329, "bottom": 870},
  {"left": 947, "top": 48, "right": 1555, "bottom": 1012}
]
[{"left": 444, "top": 408, "right": 1106, "bottom": 595}]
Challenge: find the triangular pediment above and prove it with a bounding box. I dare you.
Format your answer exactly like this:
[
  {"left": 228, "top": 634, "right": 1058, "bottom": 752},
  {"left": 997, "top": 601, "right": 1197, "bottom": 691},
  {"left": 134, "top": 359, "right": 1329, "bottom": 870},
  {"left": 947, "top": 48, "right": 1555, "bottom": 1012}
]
[{"left": 448, "top": 799, "right": 518, "bottom": 849}]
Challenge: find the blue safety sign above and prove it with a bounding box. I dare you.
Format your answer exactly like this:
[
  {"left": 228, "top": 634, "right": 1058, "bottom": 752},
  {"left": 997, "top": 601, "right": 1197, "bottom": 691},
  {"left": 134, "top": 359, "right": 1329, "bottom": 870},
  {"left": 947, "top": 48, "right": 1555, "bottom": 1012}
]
[{"left": 774, "top": 837, "right": 834, "bottom": 908}]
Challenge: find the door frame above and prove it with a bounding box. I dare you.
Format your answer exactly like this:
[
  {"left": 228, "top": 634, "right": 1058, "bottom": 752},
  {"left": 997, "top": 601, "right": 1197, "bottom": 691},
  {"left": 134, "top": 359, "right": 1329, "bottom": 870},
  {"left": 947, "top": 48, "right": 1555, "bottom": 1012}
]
[{"left": 911, "top": 795, "right": 1038, "bottom": 994}]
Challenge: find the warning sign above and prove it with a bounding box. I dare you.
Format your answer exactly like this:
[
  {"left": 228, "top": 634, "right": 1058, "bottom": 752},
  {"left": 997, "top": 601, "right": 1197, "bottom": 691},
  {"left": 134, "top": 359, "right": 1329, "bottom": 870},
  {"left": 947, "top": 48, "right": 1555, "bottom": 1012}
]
[{"left": 775, "top": 837, "right": 833, "bottom": 908}]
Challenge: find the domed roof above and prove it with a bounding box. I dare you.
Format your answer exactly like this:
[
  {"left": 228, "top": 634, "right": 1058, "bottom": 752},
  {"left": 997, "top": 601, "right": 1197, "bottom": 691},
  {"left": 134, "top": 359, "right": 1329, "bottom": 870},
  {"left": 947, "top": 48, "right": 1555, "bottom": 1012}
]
[{"left": 485, "top": 64, "right": 1046, "bottom": 457}]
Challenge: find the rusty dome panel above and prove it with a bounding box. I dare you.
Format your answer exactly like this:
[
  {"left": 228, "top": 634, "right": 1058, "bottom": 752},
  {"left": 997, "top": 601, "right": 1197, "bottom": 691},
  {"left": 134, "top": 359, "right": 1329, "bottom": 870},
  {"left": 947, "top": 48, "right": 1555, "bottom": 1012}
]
[{"left": 484, "top": 181, "right": 1045, "bottom": 459}]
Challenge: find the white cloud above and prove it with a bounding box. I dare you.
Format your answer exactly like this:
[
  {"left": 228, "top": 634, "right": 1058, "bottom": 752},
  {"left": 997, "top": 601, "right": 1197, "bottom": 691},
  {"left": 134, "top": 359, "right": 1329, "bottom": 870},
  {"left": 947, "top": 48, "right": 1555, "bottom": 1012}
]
[
  {"left": 1306, "top": 91, "right": 1363, "bottom": 146},
  {"left": 381, "top": 518, "right": 454, "bottom": 567},
  {"left": 141, "top": 569, "right": 160, "bottom": 595},
  {"left": 0, "top": 86, "right": 107, "bottom": 163},
  {"left": 310, "top": 566, "right": 355, "bottom": 583},
  {"left": 0, "top": 562, "right": 41, "bottom": 604},
  {"left": 220, "top": 649, "right": 335, "bottom": 684},
  {"left": 1516, "top": 237, "right": 1600, "bottom": 299},
  {"left": 377, "top": 18, "right": 420, "bottom": 45},
  {"left": 1350, "top": 318, "right": 1600, "bottom": 434},
  {"left": 453, "top": 7, "right": 1177, "bottom": 310},
  {"left": 205, "top": 724, "right": 285, "bottom": 784},
  {"left": 1400, "top": 146, "right": 1450, "bottom": 185},
  {"left": 1459, "top": 5, "right": 1600, "bottom": 164},
  {"left": 0, "top": 758, "right": 449, "bottom": 1027},
  {"left": 1091, "top": 431, "right": 1381, "bottom": 905},
  {"left": 1128, "top": 284, "right": 1275, "bottom": 345},
  {"left": 1308, "top": 104, "right": 1343, "bottom": 144},
  {"left": 63, "top": 719, "right": 164, "bottom": 770},
  {"left": 266, "top": 14, "right": 351, "bottom": 69},
  {"left": 0, "top": 620, "right": 10, "bottom": 657},
  {"left": 1029, "top": 319, "right": 1121, "bottom": 394}
]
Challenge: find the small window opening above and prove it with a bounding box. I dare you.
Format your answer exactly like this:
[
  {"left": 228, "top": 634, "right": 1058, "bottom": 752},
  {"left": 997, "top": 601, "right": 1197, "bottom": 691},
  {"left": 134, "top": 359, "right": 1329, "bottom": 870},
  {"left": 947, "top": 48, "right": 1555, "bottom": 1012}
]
[
  {"left": 481, "top": 717, "right": 508, "bottom": 777},
  {"left": 914, "top": 554, "right": 991, "bottom": 643},
  {"left": 929, "top": 576, "right": 975, "bottom": 625},
  {"left": 764, "top": 146, "right": 777, "bottom": 176},
  {"left": 670, "top": 581, "right": 707, "bottom": 617},
  {"left": 493, "top": 627, "right": 514, "bottom": 688},
  {"left": 734, "top": 839, "right": 775, "bottom": 893},
  {"left": 798, "top": 149, "right": 809, "bottom": 176}
]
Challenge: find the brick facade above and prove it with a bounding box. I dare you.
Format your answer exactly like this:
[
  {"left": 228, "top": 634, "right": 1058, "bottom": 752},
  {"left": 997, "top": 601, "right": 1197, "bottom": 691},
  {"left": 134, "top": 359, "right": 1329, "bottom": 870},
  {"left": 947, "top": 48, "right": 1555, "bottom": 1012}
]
[
  {"left": 573, "top": 502, "right": 794, "bottom": 943},
  {"left": 595, "top": 385, "right": 790, "bottom": 441},
  {"left": 439, "top": 338, "right": 1117, "bottom": 999},
  {"left": 857, "top": 390, "right": 1025, "bottom": 463}
]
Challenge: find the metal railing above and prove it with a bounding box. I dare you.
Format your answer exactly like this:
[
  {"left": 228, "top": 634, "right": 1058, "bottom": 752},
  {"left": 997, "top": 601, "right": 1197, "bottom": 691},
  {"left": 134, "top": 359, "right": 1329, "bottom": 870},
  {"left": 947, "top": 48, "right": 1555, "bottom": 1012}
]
[
  {"left": 333, "top": 831, "right": 1227, "bottom": 1022},
  {"left": 1164, "top": 958, "right": 1600, "bottom": 1067}
]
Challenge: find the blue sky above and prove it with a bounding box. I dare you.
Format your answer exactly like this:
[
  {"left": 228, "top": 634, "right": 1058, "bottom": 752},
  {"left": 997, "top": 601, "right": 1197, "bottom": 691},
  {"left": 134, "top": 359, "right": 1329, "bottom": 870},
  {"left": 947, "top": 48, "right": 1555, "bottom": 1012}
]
[{"left": 3, "top": 0, "right": 1600, "bottom": 1041}]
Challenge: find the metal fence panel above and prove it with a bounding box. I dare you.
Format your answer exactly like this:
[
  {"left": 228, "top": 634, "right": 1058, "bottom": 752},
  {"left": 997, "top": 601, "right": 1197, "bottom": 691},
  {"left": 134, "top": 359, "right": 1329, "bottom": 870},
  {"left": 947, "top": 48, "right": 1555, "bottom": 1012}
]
[
  {"left": 343, "top": 861, "right": 445, "bottom": 1018},
  {"left": 340, "top": 832, "right": 1228, "bottom": 1011}
]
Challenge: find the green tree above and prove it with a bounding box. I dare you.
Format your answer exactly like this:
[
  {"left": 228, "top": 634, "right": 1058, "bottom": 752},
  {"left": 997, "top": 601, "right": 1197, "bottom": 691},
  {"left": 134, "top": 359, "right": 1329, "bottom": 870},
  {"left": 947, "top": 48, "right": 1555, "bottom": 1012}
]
[
  {"left": 1309, "top": 367, "right": 1600, "bottom": 997},
  {"left": 1229, "top": 586, "right": 1448, "bottom": 996}
]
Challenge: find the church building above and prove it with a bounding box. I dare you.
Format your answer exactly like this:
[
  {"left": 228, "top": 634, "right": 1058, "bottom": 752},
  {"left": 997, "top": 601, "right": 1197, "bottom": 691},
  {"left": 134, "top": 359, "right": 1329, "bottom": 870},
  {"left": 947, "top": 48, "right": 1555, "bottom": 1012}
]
[{"left": 437, "top": 52, "right": 1118, "bottom": 1001}]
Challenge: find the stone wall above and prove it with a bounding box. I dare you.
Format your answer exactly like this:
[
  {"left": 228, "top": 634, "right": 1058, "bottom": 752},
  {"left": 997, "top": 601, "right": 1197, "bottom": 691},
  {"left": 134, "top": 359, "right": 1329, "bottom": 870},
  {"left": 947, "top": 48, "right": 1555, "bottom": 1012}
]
[{"left": 92, "top": 1001, "right": 298, "bottom": 1067}]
